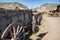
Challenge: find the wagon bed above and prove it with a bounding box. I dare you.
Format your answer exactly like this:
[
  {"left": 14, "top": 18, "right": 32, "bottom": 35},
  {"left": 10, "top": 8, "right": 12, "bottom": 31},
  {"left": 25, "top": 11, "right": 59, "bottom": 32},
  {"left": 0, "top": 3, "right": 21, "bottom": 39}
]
[{"left": 0, "top": 9, "right": 32, "bottom": 40}]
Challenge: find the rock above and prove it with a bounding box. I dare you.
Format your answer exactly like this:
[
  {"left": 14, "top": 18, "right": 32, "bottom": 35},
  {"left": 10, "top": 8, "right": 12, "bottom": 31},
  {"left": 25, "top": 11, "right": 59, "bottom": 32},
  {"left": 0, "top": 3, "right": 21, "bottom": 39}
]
[{"left": 0, "top": 2, "right": 28, "bottom": 10}]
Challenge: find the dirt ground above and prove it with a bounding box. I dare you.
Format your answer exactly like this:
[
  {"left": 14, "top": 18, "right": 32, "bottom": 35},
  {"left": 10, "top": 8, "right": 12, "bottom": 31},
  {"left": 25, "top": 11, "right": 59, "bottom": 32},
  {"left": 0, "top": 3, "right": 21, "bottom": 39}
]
[{"left": 30, "top": 14, "right": 60, "bottom": 40}]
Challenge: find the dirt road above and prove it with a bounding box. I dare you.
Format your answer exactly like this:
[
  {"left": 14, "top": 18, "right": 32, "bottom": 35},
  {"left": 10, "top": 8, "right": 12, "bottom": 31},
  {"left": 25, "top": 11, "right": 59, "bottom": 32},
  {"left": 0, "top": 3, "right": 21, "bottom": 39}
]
[
  {"left": 42, "top": 16, "right": 60, "bottom": 40},
  {"left": 30, "top": 15, "right": 60, "bottom": 40}
]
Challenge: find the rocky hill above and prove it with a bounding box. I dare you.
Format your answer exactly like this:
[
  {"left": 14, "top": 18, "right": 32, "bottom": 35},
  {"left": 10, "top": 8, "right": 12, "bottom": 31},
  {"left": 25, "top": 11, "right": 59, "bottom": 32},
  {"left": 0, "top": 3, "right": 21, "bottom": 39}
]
[
  {"left": 33, "top": 3, "right": 59, "bottom": 12},
  {"left": 0, "top": 2, "right": 28, "bottom": 10}
]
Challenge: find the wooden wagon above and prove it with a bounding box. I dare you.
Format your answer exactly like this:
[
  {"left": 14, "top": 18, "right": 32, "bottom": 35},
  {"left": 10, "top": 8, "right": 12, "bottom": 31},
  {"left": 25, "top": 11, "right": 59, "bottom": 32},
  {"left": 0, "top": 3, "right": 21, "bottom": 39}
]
[{"left": 0, "top": 8, "right": 32, "bottom": 40}]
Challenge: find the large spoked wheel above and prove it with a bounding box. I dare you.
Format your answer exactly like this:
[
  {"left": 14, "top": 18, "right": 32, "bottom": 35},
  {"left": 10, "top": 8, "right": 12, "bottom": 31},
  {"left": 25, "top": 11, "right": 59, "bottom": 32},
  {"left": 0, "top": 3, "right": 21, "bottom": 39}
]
[{"left": 1, "top": 21, "right": 28, "bottom": 40}]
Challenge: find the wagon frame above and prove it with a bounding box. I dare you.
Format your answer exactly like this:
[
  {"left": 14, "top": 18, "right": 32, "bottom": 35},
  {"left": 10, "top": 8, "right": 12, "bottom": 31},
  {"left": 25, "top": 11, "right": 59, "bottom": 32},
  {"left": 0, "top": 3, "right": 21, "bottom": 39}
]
[{"left": 0, "top": 9, "right": 32, "bottom": 40}]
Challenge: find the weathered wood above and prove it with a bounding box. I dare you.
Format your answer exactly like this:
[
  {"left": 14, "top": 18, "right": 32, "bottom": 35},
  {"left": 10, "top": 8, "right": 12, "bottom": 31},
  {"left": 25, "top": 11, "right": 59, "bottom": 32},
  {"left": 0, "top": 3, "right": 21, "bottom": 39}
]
[{"left": 0, "top": 9, "right": 32, "bottom": 40}]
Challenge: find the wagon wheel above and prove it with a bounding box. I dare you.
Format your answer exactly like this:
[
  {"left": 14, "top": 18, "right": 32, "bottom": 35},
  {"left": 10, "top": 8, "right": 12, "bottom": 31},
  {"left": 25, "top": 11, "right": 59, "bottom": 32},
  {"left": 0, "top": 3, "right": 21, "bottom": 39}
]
[{"left": 1, "top": 21, "right": 27, "bottom": 40}]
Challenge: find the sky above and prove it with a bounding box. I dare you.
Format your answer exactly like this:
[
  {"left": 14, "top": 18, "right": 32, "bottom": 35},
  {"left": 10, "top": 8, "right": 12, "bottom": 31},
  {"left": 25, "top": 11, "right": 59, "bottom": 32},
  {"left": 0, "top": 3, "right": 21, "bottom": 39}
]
[{"left": 0, "top": 0, "right": 60, "bottom": 8}]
